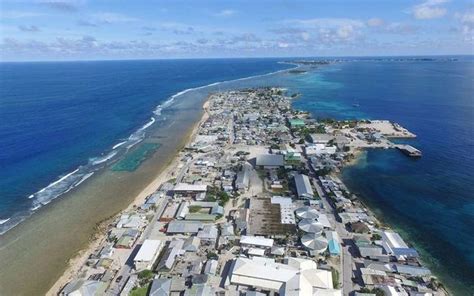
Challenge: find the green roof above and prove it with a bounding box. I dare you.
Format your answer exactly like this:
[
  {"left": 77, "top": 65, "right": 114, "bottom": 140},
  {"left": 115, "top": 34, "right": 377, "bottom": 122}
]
[
  {"left": 289, "top": 119, "right": 305, "bottom": 127},
  {"left": 185, "top": 213, "right": 216, "bottom": 221},
  {"left": 285, "top": 152, "right": 301, "bottom": 161}
]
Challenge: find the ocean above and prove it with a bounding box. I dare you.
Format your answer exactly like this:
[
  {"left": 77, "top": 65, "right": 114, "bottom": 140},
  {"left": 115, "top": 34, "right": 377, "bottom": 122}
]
[
  {"left": 0, "top": 57, "right": 472, "bottom": 295},
  {"left": 285, "top": 58, "right": 474, "bottom": 295},
  {"left": 0, "top": 58, "right": 290, "bottom": 234}
]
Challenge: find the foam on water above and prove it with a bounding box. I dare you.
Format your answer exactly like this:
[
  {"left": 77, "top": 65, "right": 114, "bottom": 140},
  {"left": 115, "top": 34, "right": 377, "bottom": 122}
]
[{"left": 0, "top": 63, "right": 297, "bottom": 236}]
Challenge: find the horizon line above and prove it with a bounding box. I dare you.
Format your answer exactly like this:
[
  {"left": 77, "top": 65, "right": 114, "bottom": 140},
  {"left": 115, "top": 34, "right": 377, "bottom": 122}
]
[{"left": 1, "top": 53, "right": 473, "bottom": 63}]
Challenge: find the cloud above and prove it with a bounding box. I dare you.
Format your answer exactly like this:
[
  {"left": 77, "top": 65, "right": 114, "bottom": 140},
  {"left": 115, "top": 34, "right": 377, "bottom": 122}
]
[
  {"left": 289, "top": 18, "right": 365, "bottom": 28},
  {"left": 39, "top": 0, "right": 80, "bottom": 12},
  {"left": 367, "top": 19, "right": 418, "bottom": 35},
  {"left": 455, "top": 11, "right": 474, "bottom": 41},
  {"left": 77, "top": 20, "right": 97, "bottom": 27},
  {"left": 367, "top": 18, "right": 385, "bottom": 27},
  {"left": 214, "top": 9, "right": 237, "bottom": 17},
  {"left": 2, "top": 10, "right": 44, "bottom": 19},
  {"left": 269, "top": 27, "right": 307, "bottom": 35},
  {"left": 18, "top": 25, "right": 41, "bottom": 32},
  {"left": 411, "top": 0, "right": 449, "bottom": 20},
  {"left": 196, "top": 38, "right": 209, "bottom": 44},
  {"left": 283, "top": 18, "right": 366, "bottom": 43},
  {"left": 231, "top": 33, "right": 261, "bottom": 43},
  {"left": 160, "top": 22, "right": 196, "bottom": 35},
  {"left": 142, "top": 26, "right": 156, "bottom": 32},
  {"left": 77, "top": 12, "right": 139, "bottom": 27},
  {"left": 91, "top": 12, "right": 138, "bottom": 24}
]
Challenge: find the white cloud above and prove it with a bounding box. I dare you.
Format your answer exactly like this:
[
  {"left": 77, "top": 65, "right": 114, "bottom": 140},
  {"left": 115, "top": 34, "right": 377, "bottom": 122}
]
[
  {"left": 2, "top": 10, "right": 44, "bottom": 19},
  {"left": 455, "top": 11, "right": 474, "bottom": 42},
  {"left": 301, "top": 32, "right": 310, "bottom": 41},
  {"left": 411, "top": 0, "right": 449, "bottom": 20},
  {"left": 367, "top": 18, "right": 385, "bottom": 27},
  {"left": 39, "top": 0, "right": 81, "bottom": 12},
  {"left": 337, "top": 25, "right": 355, "bottom": 39},
  {"left": 282, "top": 18, "right": 365, "bottom": 43},
  {"left": 77, "top": 12, "right": 139, "bottom": 27},
  {"left": 159, "top": 22, "right": 197, "bottom": 35},
  {"left": 91, "top": 12, "right": 138, "bottom": 24},
  {"left": 289, "top": 18, "right": 365, "bottom": 28},
  {"left": 214, "top": 9, "right": 237, "bottom": 17},
  {"left": 18, "top": 25, "right": 41, "bottom": 32}
]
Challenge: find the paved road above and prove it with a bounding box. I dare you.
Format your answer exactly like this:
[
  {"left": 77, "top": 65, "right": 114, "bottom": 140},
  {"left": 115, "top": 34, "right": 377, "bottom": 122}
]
[
  {"left": 106, "top": 196, "right": 169, "bottom": 295},
  {"left": 308, "top": 164, "right": 354, "bottom": 295}
]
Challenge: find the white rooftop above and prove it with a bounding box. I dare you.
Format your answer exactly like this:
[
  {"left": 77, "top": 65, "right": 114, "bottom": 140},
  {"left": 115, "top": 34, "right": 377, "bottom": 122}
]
[
  {"left": 134, "top": 240, "right": 162, "bottom": 262},
  {"left": 240, "top": 235, "right": 274, "bottom": 248},
  {"left": 173, "top": 183, "right": 207, "bottom": 192},
  {"left": 228, "top": 257, "right": 336, "bottom": 295}
]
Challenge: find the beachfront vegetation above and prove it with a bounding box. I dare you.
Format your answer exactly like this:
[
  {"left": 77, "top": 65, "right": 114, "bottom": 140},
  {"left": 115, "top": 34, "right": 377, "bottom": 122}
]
[
  {"left": 137, "top": 269, "right": 153, "bottom": 281},
  {"left": 130, "top": 283, "right": 150, "bottom": 296},
  {"left": 206, "top": 186, "right": 231, "bottom": 206}
]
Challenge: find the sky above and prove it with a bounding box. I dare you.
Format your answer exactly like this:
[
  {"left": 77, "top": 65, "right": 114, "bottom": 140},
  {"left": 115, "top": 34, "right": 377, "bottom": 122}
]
[{"left": 1, "top": 0, "right": 473, "bottom": 61}]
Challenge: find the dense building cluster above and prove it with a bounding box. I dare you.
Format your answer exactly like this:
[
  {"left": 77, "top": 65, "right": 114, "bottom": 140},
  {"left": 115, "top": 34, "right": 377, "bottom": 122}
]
[{"left": 59, "top": 88, "right": 441, "bottom": 296}]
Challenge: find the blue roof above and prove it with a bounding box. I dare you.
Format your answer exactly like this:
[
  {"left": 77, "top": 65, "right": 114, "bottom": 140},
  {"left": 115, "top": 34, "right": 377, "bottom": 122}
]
[
  {"left": 393, "top": 247, "right": 419, "bottom": 258},
  {"left": 328, "top": 240, "right": 341, "bottom": 255}
]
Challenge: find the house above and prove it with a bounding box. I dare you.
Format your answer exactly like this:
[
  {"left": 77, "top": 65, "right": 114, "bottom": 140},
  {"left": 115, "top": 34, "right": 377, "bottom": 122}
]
[
  {"left": 183, "top": 237, "right": 201, "bottom": 252},
  {"left": 197, "top": 224, "right": 219, "bottom": 242},
  {"left": 204, "top": 260, "right": 219, "bottom": 275},
  {"left": 294, "top": 174, "right": 314, "bottom": 199},
  {"left": 381, "top": 231, "right": 419, "bottom": 259},
  {"left": 160, "top": 202, "right": 179, "bottom": 222},
  {"left": 114, "top": 229, "right": 140, "bottom": 249},
  {"left": 235, "top": 163, "right": 251, "bottom": 191},
  {"left": 167, "top": 221, "right": 203, "bottom": 234},
  {"left": 309, "top": 134, "right": 333, "bottom": 144},
  {"left": 256, "top": 154, "right": 284, "bottom": 169},
  {"left": 305, "top": 144, "right": 337, "bottom": 156},
  {"left": 156, "top": 240, "right": 185, "bottom": 272},
  {"left": 173, "top": 183, "right": 208, "bottom": 194},
  {"left": 60, "top": 280, "right": 107, "bottom": 296},
  {"left": 353, "top": 236, "right": 387, "bottom": 261},
  {"left": 326, "top": 231, "right": 341, "bottom": 256},
  {"left": 134, "top": 240, "right": 163, "bottom": 271},
  {"left": 227, "top": 257, "right": 338, "bottom": 295},
  {"left": 149, "top": 278, "right": 171, "bottom": 296},
  {"left": 240, "top": 235, "right": 274, "bottom": 249},
  {"left": 289, "top": 118, "right": 305, "bottom": 128}
]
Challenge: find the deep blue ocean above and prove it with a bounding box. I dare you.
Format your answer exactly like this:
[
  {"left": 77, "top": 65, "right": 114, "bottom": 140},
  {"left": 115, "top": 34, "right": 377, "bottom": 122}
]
[
  {"left": 287, "top": 58, "right": 474, "bottom": 294},
  {"left": 0, "top": 58, "right": 290, "bottom": 233},
  {"left": 0, "top": 57, "right": 473, "bottom": 294}
]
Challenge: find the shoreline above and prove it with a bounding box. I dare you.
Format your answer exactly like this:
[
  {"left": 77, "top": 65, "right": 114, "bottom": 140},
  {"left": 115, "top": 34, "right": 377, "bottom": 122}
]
[
  {"left": 0, "top": 63, "right": 296, "bottom": 237},
  {"left": 0, "top": 63, "right": 297, "bottom": 296},
  {"left": 339, "top": 151, "right": 452, "bottom": 295},
  {"left": 47, "top": 86, "right": 452, "bottom": 296},
  {"left": 47, "top": 100, "right": 211, "bottom": 295}
]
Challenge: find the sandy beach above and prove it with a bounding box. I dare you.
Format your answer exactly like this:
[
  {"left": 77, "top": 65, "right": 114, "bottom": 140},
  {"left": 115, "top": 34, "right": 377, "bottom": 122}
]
[
  {"left": 0, "top": 90, "right": 211, "bottom": 296},
  {"left": 45, "top": 100, "right": 210, "bottom": 295}
]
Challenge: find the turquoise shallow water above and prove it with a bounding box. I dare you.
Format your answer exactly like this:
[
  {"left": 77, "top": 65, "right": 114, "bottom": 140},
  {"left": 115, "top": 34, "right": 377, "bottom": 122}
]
[
  {"left": 285, "top": 59, "right": 474, "bottom": 295},
  {"left": 200, "top": 58, "right": 474, "bottom": 293},
  {"left": 1, "top": 57, "right": 472, "bottom": 294}
]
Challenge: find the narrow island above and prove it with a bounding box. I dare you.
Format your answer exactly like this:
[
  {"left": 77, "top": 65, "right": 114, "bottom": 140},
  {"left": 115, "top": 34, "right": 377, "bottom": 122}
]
[{"left": 53, "top": 87, "right": 447, "bottom": 296}]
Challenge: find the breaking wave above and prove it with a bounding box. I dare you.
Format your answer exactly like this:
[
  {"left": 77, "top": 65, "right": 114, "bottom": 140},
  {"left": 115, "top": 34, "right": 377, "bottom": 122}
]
[{"left": 0, "top": 63, "right": 296, "bottom": 235}]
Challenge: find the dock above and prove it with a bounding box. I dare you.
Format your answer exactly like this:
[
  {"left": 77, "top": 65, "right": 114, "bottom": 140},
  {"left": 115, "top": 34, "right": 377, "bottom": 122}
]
[{"left": 395, "top": 144, "right": 422, "bottom": 157}]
